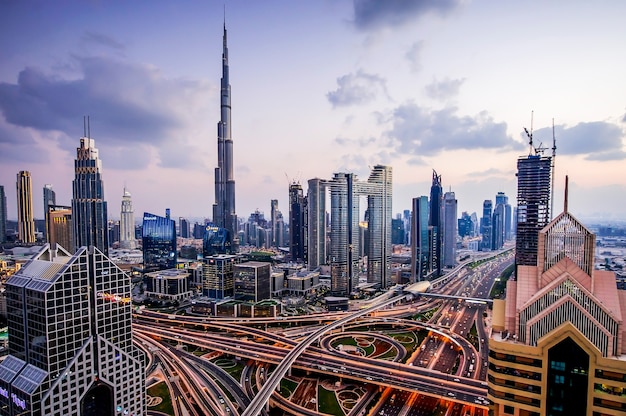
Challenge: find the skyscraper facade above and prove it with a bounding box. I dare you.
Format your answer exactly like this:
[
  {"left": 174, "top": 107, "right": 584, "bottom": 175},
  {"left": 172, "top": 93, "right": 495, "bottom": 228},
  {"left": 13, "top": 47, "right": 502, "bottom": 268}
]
[
  {"left": 212, "top": 24, "right": 238, "bottom": 253},
  {"left": 515, "top": 154, "right": 552, "bottom": 267},
  {"left": 307, "top": 178, "right": 327, "bottom": 270},
  {"left": 289, "top": 182, "right": 306, "bottom": 262},
  {"left": 364, "top": 165, "right": 392, "bottom": 288},
  {"left": 202, "top": 254, "right": 238, "bottom": 299},
  {"left": 443, "top": 191, "right": 457, "bottom": 268},
  {"left": 270, "top": 199, "right": 279, "bottom": 248},
  {"left": 0, "top": 185, "right": 7, "bottom": 243},
  {"left": 71, "top": 136, "right": 109, "bottom": 255},
  {"left": 119, "top": 187, "right": 135, "bottom": 249},
  {"left": 234, "top": 261, "right": 271, "bottom": 302},
  {"left": 47, "top": 205, "right": 72, "bottom": 251},
  {"left": 0, "top": 244, "right": 145, "bottom": 416},
  {"left": 488, "top": 181, "right": 626, "bottom": 416},
  {"left": 330, "top": 172, "right": 358, "bottom": 295},
  {"left": 16, "top": 170, "right": 35, "bottom": 243},
  {"left": 142, "top": 211, "right": 177, "bottom": 272},
  {"left": 42, "top": 184, "right": 55, "bottom": 242},
  {"left": 179, "top": 217, "right": 190, "bottom": 238},
  {"left": 480, "top": 199, "right": 493, "bottom": 251},
  {"left": 411, "top": 196, "right": 430, "bottom": 282},
  {"left": 429, "top": 170, "right": 443, "bottom": 277}
]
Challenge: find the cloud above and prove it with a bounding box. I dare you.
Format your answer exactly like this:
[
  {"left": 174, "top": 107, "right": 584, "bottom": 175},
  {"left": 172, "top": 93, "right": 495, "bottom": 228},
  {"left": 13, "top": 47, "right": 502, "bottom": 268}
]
[
  {"left": 425, "top": 77, "right": 465, "bottom": 101},
  {"left": 386, "top": 102, "right": 524, "bottom": 156},
  {"left": 405, "top": 41, "right": 425, "bottom": 72},
  {"left": 352, "top": 0, "right": 462, "bottom": 31},
  {"left": 334, "top": 136, "right": 377, "bottom": 147},
  {"left": 81, "top": 31, "right": 126, "bottom": 51},
  {"left": 0, "top": 55, "right": 212, "bottom": 167},
  {"left": 327, "top": 70, "right": 389, "bottom": 108},
  {"left": 465, "top": 167, "right": 512, "bottom": 178},
  {"left": 533, "top": 121, "right": 625, "bottom": 160}
]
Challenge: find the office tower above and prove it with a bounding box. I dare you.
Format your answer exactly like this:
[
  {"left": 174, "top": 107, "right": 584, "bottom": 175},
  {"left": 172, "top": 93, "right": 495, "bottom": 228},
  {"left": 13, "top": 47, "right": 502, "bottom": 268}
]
[
  {"left": 289, "top": 182, "right": 306, "bottom": 262},
  {"left": 179, "top": 217, "right": 190, "bottom": 238},
  {"left": 42, "top": 184, "right": 55, "bottom": 241},
  {"left": 270, "top": 199, "right": 279, "bottom": 247},
  {"left": 108, "top": 220, "right": 120, "bottom": 248},
  {"left": 492, "top": 201, "right": 505, "bottom": 250},
  {"left": 443, "top": 191, "right": 457, "bottom": 267},
  {"left": 411, "top": 196, "right": 430, "bottom": 282},
  {"left": 193, "top": 222, "right": 205, "bottom": 239},
  {"left": 495, "top": 191, "right": 512, "bottom": 241},
  {"left": 275, "top": 211, "right": 285, "bottom": 247},
  {"left": 0, "top": 244, "right": 145, "bottom": 416},
  {"left": 391, "top": 217, "right": 404, "bottom": 245},
  {"left": 16, "top": 171, "right": 36, "bottom": 243},
  {"left": 429, "top": 170, "right": 442, "bottom": 277},
  {"left": 234, "top": 261, "right": 271, "bottom": 302},
  {"left": 202, "top": 254, "right": 238, "bottom": 299},
  {"left": 488, "top": 178, "right": 626, "bottom": 416},
  {"left": 515, "top": 154, "right": 552, "bottom": 267},
  {"left": 364, "top": 165, "right": 392, "bottom": 288},
  {"left": 0, "top": 185, "right": 6, "bottom": 243},
  {"left": 142, "top": 210, "right": 176, "bottom": 272},
  {"left": 403, "top": 210, "right": 411, "bottom": 245},
  {"left": 212, "top": 23, "right": 238, "bottom": 252},
  {"left": 307, "top": 178, "right": 327, "bottom": 270},
  {"left": 480, "top": 200, "right": 493, "bottom": 251},
  {"left": 330, "top": 172, "right": 359, "bottom": 295},
  {"left": 47, "top": 205, "right": 72, "bottom": 250},
  {"left": 72, "top": 132, "right": 109, "bottom": 255},
  {"left": 119, "top": 187, "right": 135, "bottom": 249},
  {"left": 458, "top": 211, "right": 474, "bottom": 238}
]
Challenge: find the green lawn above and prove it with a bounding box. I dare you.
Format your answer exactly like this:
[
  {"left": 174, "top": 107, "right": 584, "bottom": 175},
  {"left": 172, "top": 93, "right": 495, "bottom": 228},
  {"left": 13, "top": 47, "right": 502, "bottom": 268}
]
[
  {"left": 318, "top": 385, "right": 344, "bottom": 416},
  {"left": 147, "top": 382, "right": 174, "bottom": 415}
]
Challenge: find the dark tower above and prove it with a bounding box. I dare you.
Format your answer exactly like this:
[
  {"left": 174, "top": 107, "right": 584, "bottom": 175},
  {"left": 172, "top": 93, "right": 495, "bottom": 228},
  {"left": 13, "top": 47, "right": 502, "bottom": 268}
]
[
  {"left": 429, "top": 170, "right": 442, "bottom": 277},
  {"left": 289, "top": 182, "right": 306, "bottom": 262},
  {"left": 212, "top": 22, "right": 238, "bottom": 252}
]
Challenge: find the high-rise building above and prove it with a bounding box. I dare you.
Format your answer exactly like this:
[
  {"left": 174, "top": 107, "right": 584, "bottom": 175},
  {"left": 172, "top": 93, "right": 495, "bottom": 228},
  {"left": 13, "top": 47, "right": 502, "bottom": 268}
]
[
  {"left": 16, "top": 170, "right": 36, "bottom": 244},
  {"left": 42, "top": 184, "right": 55, "bottom": 242},
  {"left": 391, "top": 217, "right": 405, "bottom": 245},
  {"left": 270, "top": 199, "right": 279, "bottom": 248},
  {"left": 330, "top": 172, "right": 359, "bottom": 295},
  {"left": 443, "top": 191, "right": 457, "bottom": 267},
  {"left": 492, "top": 201, "right": 505, "bottom": 250},
  {"left": 202, "top": 254, "right": 239, "bottom": 299},
  {"left": 411, "top": 196, "right": 430, "bottom": 282},
  {"left": 515, "top": 154, "right": 552, "bottom": 267},
  {"left": 179, "top": 217, "right": 190, "bottom": 238},
  {"left": 289, "top": 182, "right": 306, "bottom": 262},
  {"left": 458, "top": 211, "right": 474, "bottom": 238},
  {"left": 71, "top": 132, "right": 109, "bottom": 255},
  {"left": 212, "top": 23, "right": 238, "bottom": 253},
  {"left": 142, "top": 210, "right": 177, "bottom": 272},
  {"left": 429, "top": 170, "right": 443, "bottom": 277},
  {"left": 119, "top": 187, "right": 135, "bottom": 249},
  {"left": 480, "top": 199, "right": 493, "bottom": 251},
  {"left": 488, "top": 179, "right": 626, "bottom": 416},
  {"left": 234, "top": 261, "right": 271, "bottom": 302},
  {"left": 307, "top": 178, "right": 327, "bottom": 270},
  {"left": 0, "top": 185, "right": 7, "bottom": 243},
  {"left": 47, "top": 205, "right": 72, "bottom": 250},
  {"left": 364, "top": 165, "right": 392, "bottom": 288},
  {"left": 0, "top": 244, "right": 145, "bottom": 415}
]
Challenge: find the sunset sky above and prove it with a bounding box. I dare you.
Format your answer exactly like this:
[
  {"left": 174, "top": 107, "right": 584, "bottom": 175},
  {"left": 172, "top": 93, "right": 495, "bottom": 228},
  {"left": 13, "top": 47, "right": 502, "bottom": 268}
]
[{"left": 1, "top": 0, "right": 625, "bottom": 225}]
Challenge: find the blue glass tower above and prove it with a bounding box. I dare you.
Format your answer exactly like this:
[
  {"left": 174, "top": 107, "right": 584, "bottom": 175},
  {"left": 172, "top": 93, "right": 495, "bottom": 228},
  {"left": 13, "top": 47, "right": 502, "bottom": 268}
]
[{"left": 142, "top": 211, "right": 176, "bottom": 272}]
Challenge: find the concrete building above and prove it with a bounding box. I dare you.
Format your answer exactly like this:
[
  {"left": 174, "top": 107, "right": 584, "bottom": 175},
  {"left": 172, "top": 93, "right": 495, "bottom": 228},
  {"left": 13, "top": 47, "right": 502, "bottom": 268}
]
[
  {"left": 145, "top": 269, "right": 192, "bottom": 301},
  {"left": 46, "top": 205, "right": 72, "bottom": 251},
  {"left": 0, "top": 244, "right": 145, "bottom": 415},
  {"left": 489, "top": 181, "right": 626, "bottom": 416},
  {"left": 119, "top": 187, "right": 135, "bottom": 249},
  {"left": 16, "top": 171, "right": 35, "bottom": 244},
  {"left": 202, "top": 254, "right": 239, "bottom": 299},
  {"left": 287, "top": 269, "right": 322, "bottom": 296}
]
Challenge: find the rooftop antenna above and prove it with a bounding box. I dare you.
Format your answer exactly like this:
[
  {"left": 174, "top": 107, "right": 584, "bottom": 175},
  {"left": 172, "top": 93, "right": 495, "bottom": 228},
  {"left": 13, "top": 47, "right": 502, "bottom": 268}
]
[
  {"left": 83, "top": 116, "right": 87, "bottom": 137},
  {"left": 87, "top": 115, "right": 91, "bottom": 138},
  {"left": 564, "top": 175, "right": 569, "bottom": 213},
  {"left": 551, "top": 118, "right": 557, "bottom": 219}
]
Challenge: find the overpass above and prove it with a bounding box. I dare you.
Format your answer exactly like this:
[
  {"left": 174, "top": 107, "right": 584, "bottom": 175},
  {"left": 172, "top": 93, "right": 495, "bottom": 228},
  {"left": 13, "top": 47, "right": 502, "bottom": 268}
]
[{"left": 241, "top": 294, "right": 407, "bottom": 416}]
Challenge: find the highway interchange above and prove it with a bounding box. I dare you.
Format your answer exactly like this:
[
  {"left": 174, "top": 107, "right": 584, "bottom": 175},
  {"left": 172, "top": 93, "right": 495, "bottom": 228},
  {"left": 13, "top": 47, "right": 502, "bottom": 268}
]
[{"left": 135, "top": 249, "right": 514, "bottom": 416}]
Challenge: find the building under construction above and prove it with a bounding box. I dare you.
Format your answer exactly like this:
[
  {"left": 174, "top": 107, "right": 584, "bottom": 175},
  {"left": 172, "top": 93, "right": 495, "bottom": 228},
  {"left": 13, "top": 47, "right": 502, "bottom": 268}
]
[{"left": 515, "top": 154, "right": 552, "bottom": 267}]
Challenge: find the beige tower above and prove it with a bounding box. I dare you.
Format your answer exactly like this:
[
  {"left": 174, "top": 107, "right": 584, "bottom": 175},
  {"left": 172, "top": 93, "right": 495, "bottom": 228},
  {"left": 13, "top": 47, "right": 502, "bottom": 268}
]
[{"left": 16, "top": 170, "right": 35, "bottom": 243}]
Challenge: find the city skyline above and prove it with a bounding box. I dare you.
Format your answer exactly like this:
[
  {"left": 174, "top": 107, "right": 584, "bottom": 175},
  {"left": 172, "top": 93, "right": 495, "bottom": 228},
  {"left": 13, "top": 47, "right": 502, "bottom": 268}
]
[{"left": 1, "top": 1, "right": 626, "bottom": 224}]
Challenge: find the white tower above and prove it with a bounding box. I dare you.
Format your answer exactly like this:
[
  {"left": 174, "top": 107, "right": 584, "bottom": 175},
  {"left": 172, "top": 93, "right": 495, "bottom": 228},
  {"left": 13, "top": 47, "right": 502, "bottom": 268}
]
[{"left": 119, "top": 187, "right": 135, "bottom": 249}]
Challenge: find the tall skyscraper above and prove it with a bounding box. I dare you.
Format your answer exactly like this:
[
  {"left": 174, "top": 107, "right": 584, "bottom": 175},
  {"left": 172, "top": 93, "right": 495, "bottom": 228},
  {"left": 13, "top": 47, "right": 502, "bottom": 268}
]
[
  {"left": 0, "top": 244, "right": 146, "bottom": 415},
  {"left": 270, "top": 199, "right": 279, "bottom": 248},
  {"left": 16, "top": 170, "right": 35, "bottom": 243},
  {"left": 330, "top": 172, "right": 358, "bottom": 295},
  {"left": 480, "top": 199, "right": 493, "bottom": 251},
  {"left": 72, "top": 130, "right": 109, "bottom": 255},
  {"left": 411, "top": 196, "right": 429, "bottom": 282},
  {"left": 119, "top": 187, "right": 135, "bottom": 249},
  {"left": 42, "top": 184, "right": 56, "bottom": 241},
  {"left": 515, "top": 154, "right": 552, "bottom": 267},
  {"left": 289, "top": 182, "right": 306, "bottom": 262},
  {"left": 429, "top": 170, "right": 443, "bottom": 277},
  {"left": 443, "top": 191, "right": 457, "bottom": 267},
  {"left": 489, "top": 178, "right": 626, "bottom": 416},
  {"left": 179, "top": 217, "right": 190, "bottom": 238},
  {"left": 0, "top": 185, "right": 6, "bottom": 243},
  {"left": 142, "top": 210, "right": 177, "bottom": 272},
  {"left": 364, "top": 165, "right": 392, "bottom": 288},
  {"left": 307, "top": 179, "right": 327, "bottom": 270},
  {"left": 212, "top": 23, "right": 238, "bottom": 252}
]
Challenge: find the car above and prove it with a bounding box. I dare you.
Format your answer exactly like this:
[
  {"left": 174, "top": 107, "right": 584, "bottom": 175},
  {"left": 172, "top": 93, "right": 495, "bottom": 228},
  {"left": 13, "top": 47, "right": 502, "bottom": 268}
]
[
  {"left": 453, "top": 378, "right": 460, "bottom": 382},
  {"left": 219, "top": 399, "right": 224, "bottom": 404},
  {"left": 447, "top": 392, "right": 455, "bottom": 397}
]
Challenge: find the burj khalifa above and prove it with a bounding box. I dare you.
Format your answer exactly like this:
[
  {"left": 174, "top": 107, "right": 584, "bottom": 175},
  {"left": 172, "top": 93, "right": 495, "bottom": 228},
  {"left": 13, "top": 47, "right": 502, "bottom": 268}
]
[{"left": 212, "top": 23, "right": 238, "bottom": 252}]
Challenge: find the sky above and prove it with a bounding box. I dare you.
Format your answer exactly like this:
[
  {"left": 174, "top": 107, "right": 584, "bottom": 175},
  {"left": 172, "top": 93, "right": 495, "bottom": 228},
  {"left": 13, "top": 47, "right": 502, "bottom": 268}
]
[{"left": 1, "top": 0, "right": 626, "bottom": 226}]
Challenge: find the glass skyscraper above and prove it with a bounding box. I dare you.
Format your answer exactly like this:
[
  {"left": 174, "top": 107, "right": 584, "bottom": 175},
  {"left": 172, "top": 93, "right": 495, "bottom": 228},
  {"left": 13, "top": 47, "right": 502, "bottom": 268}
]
[
  {"left": 43, "top": 184, "right": 55, "bottom": 242},
  {"left": 429, "top": 170, "right": 442, "bottom": 277},
  {"left": 443, "top": 191, "right": 457, "bottom": 268},
  {"left": 411, "top": 196, "right": 430, "bottom": 282},
  {"left": 142, "top": 211, "right": 176, "bottom": 272},
  {"left": 71, "top": 136, "right": 109, "bottom": 255},
  {"left": 289, "top": 182, "right": 306, "bottom": 262}
]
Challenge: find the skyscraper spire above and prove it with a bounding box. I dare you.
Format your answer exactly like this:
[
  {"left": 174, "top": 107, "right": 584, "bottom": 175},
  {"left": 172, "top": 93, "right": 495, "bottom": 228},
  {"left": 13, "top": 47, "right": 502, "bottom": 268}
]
[{"left": 212, "top": 20, "right": 238, "bottom": 252}]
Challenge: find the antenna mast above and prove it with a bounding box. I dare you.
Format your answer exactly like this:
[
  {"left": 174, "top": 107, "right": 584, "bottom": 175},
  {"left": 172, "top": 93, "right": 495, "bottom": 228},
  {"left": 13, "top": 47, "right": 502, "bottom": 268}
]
[{"left": 550, "top": 118, "right": 557, "bottom": 219}]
